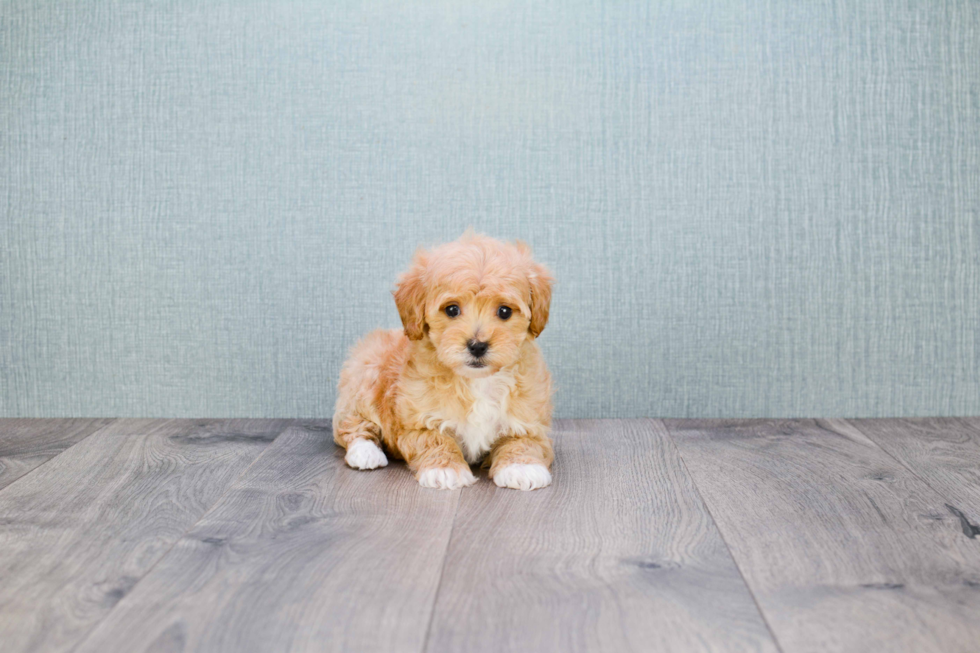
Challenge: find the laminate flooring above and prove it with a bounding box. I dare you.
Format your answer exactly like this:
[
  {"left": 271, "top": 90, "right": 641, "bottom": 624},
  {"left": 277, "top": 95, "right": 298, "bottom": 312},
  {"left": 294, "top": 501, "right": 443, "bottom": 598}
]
[{"left": 1, "top": 418, "right": 978, "bottom": 652}]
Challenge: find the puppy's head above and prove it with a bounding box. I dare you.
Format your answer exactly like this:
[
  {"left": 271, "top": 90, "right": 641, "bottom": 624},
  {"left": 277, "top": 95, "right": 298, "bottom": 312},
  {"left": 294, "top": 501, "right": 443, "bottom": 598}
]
[{"left": 394, "top": 232, "right": 553, "bottom": 378}]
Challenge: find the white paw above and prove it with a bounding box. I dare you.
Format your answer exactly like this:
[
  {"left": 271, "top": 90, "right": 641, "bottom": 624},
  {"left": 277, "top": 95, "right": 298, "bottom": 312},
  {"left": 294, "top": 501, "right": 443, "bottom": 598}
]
[
  {"left": 493, "top": 463, "right": 552, "bottom": 491},
  {"left": 345, "top": 439, "right": 388, "bottom": 470},
  {"left": 417, "top": 466, "right": 477, "bottom": 490}
]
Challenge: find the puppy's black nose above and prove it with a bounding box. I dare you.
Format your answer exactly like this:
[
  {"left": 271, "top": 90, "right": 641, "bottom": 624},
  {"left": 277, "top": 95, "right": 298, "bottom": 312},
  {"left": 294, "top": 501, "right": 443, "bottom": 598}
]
[{"left": 467, "top": 339, "right": 489, "bottom": 359}]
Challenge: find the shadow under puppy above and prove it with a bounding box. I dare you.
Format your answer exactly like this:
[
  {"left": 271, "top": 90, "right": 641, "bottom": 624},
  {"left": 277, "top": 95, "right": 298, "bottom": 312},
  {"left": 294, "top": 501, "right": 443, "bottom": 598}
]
[{"left": 333, "top": 232, "right": 555, "bottom": 490}]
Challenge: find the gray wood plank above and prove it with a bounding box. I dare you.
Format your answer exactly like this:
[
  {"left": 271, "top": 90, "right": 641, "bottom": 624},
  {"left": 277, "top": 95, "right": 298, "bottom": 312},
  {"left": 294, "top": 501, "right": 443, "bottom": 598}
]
[
  {"left": 847, "top": 417, "right": 980, "bottom": 527},
  {"left": 0, "top": 418, "right": 289, "bottom": 653},
  {"left": 73, "top": 421, "right": 461, "bottom": 653},
  {"left": 666, "top": 419, "right": 980, "bottom": 653},
  {"left": 0, "top": 418, "right": 115, "bottom": 489},
  {"left": 425, "top": 419, "right": 780, "bottom": 653}
]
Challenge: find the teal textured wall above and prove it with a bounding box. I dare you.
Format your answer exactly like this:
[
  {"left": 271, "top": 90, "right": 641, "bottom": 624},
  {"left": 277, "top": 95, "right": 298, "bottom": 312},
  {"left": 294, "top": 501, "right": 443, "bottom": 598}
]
[{"left": 2, "top": 1, "right": 978, "bottom": 418}]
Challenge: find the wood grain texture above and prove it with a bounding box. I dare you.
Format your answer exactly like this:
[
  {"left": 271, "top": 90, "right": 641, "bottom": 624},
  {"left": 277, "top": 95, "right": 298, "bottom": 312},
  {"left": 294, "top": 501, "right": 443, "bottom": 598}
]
[
  {"left": 0, "top": 419, "right": 289, "bottom": 653},
  {"left": 74, "top": 422, "right": 461, "bottom": 653},
  {"left": 847, "top": 417, "right": 980, "bottom": 526},
  {"left": 0, "top": 418, "right": 115, "bottom": 489},
  {"left": 425, "top": 419, "right": 779, "bottom": 653},
  {"left": 666, "top": 419, "right": 980, "bottom": 653}
]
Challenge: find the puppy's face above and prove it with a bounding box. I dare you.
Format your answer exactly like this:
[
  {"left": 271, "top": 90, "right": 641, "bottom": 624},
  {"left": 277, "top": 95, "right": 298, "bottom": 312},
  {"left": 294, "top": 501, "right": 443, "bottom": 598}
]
[
  {"left": 394, "top": 234, "right": 553, "bottom": 378},
  {"left": 425, "top": 282, "right": 530, "bottom": 378}
]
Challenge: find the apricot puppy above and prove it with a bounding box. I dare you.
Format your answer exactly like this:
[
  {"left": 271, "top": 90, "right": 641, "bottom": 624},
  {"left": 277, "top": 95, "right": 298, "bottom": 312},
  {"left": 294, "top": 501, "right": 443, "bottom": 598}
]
[{"left": 332, "top": 232, "right": 555, "bottom": 490}]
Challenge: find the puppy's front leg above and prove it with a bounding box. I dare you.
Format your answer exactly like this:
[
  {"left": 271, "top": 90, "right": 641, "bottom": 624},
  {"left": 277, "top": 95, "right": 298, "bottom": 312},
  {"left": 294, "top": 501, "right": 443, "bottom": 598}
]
[
  {"left": 488, "top": 433, "right": 554, "bottom": 491},
  {"left": 399, "top": 429, "right": 476, "bottom": 490}
]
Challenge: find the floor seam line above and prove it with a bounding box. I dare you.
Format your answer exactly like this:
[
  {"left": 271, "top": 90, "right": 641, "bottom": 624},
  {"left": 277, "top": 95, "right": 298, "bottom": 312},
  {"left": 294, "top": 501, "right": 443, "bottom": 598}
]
[
  {"left": 658, "top": 419, "right": 788, "bottom": 653},
  {"left": 419, "top": 487, "right": 463, "bottom": 653},
  {"left": 841, "top": 418, "right": 971, "bottom": 512},
  {"left": 64, "top": 418, "right": 296, "bottom": 653},
  {"left": 0, "top": 418, "right": 118, "bottom": 496}
]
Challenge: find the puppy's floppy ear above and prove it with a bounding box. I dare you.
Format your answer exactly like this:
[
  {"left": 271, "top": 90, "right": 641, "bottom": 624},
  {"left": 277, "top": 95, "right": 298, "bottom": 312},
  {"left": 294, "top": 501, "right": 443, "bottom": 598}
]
[
  {"left": 516, "top": 241, "right": 554, "bottom": 338},
  {"left": 393, "top": 249, "right": 429, "bottom": 340}
]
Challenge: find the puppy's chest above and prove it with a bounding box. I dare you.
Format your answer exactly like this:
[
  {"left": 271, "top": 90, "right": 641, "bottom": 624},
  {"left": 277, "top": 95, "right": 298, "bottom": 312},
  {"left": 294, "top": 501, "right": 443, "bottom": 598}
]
[{"left": 443, "top": 377, "right": 515, "bottom": 464}]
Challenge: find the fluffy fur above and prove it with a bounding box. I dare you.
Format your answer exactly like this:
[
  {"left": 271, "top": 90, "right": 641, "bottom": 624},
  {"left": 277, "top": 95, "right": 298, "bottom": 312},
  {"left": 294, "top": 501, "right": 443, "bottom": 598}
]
[{"left": 333, "top": 232, "right": 555, "bottom": 490}]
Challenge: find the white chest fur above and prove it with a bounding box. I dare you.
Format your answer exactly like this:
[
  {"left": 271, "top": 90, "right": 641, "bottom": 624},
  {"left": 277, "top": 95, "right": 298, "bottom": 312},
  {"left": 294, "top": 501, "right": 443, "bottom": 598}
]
[{"left": 448, "top": 374, "right": 515, "bottom": 464}]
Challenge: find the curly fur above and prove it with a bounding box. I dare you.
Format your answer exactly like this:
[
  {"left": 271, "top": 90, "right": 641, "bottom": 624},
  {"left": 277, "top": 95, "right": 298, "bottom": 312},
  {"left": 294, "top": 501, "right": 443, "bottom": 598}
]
[{"left": 333, "top": 231, "right": 555, "bottom": 490}]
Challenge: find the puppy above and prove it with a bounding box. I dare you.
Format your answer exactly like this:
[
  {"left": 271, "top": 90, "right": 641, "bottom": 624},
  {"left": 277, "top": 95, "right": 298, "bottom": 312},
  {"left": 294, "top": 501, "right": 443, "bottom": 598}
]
[{"left": 332, "top": 232, "right": 555, "bottom": 490}]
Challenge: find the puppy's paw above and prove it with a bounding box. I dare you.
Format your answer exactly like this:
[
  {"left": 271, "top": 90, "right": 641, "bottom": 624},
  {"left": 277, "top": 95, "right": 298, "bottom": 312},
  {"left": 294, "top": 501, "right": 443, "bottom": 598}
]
[
  {"left": 417, "top": 466, "right": 477, "bottom": 490},
  {"left": 345, "top": 439, "right": 388, "bottom": 470},
  {"left": 493, "top": 463, "right": 552, "bottom": 491}
]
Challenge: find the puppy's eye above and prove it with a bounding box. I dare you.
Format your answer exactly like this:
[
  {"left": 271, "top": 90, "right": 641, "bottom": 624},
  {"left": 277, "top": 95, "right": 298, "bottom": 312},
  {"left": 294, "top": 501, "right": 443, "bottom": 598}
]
[
  {"left": 445, "top": 304, "right": 460, "bottom": 318},
  {"left": 496, "top": 306, "right": 512, "bottom": 320}
]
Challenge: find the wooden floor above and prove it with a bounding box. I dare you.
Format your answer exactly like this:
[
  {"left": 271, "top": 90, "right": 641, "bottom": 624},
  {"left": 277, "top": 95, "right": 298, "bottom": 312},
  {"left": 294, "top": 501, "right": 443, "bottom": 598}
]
[{"left": 2, "top": 419, "right": 979, "bottom": 653}]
